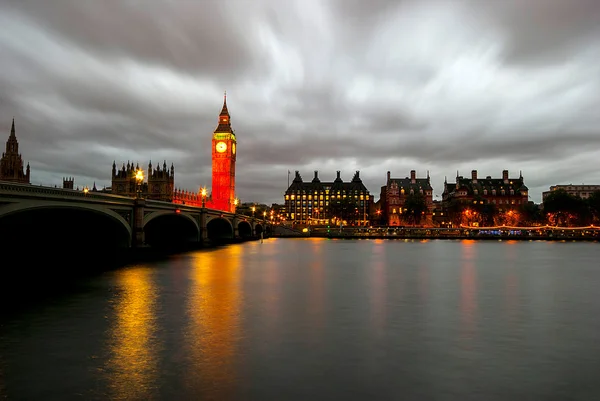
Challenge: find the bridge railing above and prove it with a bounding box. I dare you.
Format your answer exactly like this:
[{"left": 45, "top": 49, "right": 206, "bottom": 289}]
[{"left": 0, "top": 181, "right": 135, "bottom": 203}]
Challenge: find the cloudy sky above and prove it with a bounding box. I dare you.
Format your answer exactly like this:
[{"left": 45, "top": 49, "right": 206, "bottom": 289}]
[{"left": 1, "top": 0, "right": 599, "bottom": 204}]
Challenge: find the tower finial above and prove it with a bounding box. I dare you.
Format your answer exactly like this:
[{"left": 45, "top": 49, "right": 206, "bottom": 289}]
[{"left": 10, "top": 118, "right": 15, "bottom": 138}]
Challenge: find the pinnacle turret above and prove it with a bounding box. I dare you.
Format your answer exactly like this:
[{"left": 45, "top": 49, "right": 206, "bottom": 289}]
[
  {"left": 10, "top": 118, "right": 15, "bottom": 139},
  {"left": 214, "top": 91, "right": 233, "bottom": 133}
]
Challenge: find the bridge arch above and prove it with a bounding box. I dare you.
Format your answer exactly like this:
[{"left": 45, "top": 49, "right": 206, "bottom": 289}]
[
  {"left": 143, "top": 211, "right": 200, "bottom": 248},
  {"left": 0, "top": 203, "right": 132, "bottom": 249},
  {"left": 237, "top": 220, "right": 252, "bottom": 238},
  {"left": 254, "top": 223, "right": 264, "bottom": 236},
  {"left": 207, "top": 217, "right": 234, "bottom": 242}
]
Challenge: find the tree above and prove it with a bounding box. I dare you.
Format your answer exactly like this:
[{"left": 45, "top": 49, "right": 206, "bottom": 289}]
[
  {"left": 445, "top": 198, "right": 467, "bottom": 227},
  {"left": 520, "top": 202, "right": 543, "bottom": 226},
  {"left": 587, "top": 191, "right": 600, "bottom": 224},
  {"left": 543, "top": 189, "right": 587, "bottom": 226},
  {"left": 404, "top": 193, "right": 428, "bottom": 226}
]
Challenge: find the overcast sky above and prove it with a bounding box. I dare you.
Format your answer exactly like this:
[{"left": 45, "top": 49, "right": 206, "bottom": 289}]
[{"left": 1, "top": 0, "right": 599, "bottom": 204}]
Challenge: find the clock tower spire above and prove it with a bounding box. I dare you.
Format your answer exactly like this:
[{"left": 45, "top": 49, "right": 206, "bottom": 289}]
[{"left": 209, "top": 92, "right": 237, "bottom": 212}]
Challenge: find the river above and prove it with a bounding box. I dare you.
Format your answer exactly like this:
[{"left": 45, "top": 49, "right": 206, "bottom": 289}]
[{"left": 1, "top": 238, "right": 599, "bottom": 400}]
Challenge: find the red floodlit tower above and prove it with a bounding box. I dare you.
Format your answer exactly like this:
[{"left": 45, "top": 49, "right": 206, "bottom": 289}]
[{"left": 209, "top": 93, "right": 237, "bottom": 212}]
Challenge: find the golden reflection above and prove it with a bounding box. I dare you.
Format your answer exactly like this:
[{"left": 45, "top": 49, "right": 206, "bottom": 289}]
[
  {"left": 186, "top": 246, "right": 242, "bottom": 399},
  {"left": 460, "top": 241, "right": 478, "bottom": 342},
  {"left": 106, "top": 267, "right": 159, "bottom": 400}
]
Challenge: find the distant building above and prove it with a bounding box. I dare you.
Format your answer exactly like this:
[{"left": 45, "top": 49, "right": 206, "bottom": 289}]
[
  {"left": 542, "top": 184, "right": 600, "bottom": 200},
  {"left": 377, "top": 170, "right": 434, "bottom": 226},
  {"left": 441, "top": 170, "right": 529, "bottom": 226},
  {"left": 0, "top": 119, "right": 30, "bottom": 184},
  {"left": 111, "top": 160, "right": 174, "bottom": 202},
  {"left": 63, "top": 177, "right": 74, "bottom": 189},
  {"left": 442, "top": 170, "right": 529, "bottom": 207},
  {"left": 284, "top": 170, "right": 373, "bottom": 226}
]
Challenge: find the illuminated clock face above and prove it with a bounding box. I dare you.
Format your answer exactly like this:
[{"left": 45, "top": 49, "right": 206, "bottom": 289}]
[
  {"left": 216, "top": 141, "right": 227, "bottom": 153},
  {"left": 232, "top": 143, "right": 236, "bottom": 154}
]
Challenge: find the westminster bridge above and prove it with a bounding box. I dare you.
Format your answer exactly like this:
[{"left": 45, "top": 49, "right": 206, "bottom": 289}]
[{"left": 0, "top": 181, "right": 270, "bottom": 250}]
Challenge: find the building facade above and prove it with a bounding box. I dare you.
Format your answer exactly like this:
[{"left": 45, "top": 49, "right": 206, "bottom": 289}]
[
  {"left": 284, "top": 170, "right": 373, "bottom": 226},
  {"left": 442, "top": 169, "right": 529, "bottom": 226},
  {"left": 208, "top": 93, "right": 237, "bottom": 212},
  {"left": 377, "top": 170, "right": 434, "bottom": 226},
  {"left": 542, "top": 184, "right": 600, "bottom": 200},
  {"left": 111, "top": 160, "right": 174, "bottom": 201},
  {"left": 0, "top": 119, "right": 30, "bottom": 184}
]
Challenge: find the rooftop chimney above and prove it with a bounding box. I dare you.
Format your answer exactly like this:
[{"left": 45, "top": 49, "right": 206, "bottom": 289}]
[
  {"left": 472, "top": 170, "right": 478, "bottom": 183},
  {"left": 410, "top": 170, "right": 416, "bottom": 184},
  {"left": 387, "top": 171, "right": 391, "bottom": 183},
  {"left": 502, "top": 170, "right": 509, "bottom": 184}
]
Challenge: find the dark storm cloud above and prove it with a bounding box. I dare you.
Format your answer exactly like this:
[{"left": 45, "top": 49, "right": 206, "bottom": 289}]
[
  {"left": 3, "top": 0, "right": 260, "bottom": 80},
  {"left": 479, "top": 0, "right": 600, "bottom": 64},
  {"left": 1, "top": 0, "right": 599, "bottom": 203}
]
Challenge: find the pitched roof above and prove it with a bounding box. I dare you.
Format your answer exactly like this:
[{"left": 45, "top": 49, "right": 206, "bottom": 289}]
[{"left": 287, "top": 171, "right": 370, "bottom": 193}]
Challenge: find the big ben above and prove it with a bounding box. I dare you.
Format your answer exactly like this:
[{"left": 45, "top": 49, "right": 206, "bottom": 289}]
[{"left": 210, "top": 93, "right": 237, "bottom": 212}]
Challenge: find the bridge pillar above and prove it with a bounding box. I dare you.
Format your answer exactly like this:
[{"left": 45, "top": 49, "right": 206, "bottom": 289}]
[
  {"left": 200, "top": 208, "right": 208, "bottom": 242},
  {"left": 133, "top": 198, "right": 146, "bottom": 247},
  {"left": 233, "top": 215, "right": 240, "bottom": 238}
]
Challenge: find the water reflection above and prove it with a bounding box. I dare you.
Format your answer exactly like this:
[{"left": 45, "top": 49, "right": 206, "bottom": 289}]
[
  {"left": 460, "top": 240, "right": 478, "bottom": 342},
  {"left": 185, "top": 246, "right": 242, "bottom": 399},
  {"left": 370, "top": 241, "right": 387, "bottom": 333},
  {"left": 105, "top": 267, "right": 159, "bottom": 400},
  {"left": 307, "top": 239, "right": 325, "bottom": 341},
  {"left": 503, "top": 244, "right": 520, "bottom": 324}
]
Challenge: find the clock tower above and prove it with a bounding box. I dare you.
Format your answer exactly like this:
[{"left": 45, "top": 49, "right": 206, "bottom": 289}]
[{"left": 210, "top": 92, "right": 237, "bottom": 212}]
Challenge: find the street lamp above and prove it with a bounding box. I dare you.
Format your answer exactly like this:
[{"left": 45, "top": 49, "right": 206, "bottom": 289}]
[
  {"left": 233, "top": 198, "right": 239, "bottom": 213},
  {"left": 83, "top": 186, "right": 89, "bottom": 195},
  {"left": 252, "top": 206, "right": 256, "bottom": 217},
  {"left": 263, "top": 210, "right": 267, "bottom": 222},
  {"left": 201, "top": 187, "right": 207, "bottom": 208},
  {"left": 135, "top": 169, "right": 144, "bottom": 198}
]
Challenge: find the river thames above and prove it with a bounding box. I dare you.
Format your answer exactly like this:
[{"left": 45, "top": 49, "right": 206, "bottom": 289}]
[{"left": 1, "top": 238, "right": 599, "bottom": 400}]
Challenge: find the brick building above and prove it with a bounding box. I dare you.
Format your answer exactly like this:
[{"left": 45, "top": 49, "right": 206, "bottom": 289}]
[
  {"left": 442, "top": 169, "right": 529, "bottom": 226},
  {"left": 377, "top": 170, "right": 434, "bottom": 226}
]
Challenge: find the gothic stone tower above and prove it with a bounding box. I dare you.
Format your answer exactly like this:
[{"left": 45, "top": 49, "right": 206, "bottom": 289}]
[
  {"left": 210, "top": 93, "right": 237, "bottom": 212},
  {"left": 0, "top": 119, "right": 30, "bottom": 184}
]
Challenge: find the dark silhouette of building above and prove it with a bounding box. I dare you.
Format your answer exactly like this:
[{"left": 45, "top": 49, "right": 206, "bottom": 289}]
[
  {"left": 284, "top": 170, "right": 373, "bottom": 226},
  {"left": 442, "top": 169, "right": 529, "bottom": 207},
  {"left": 377, "top": 170, "right": 434, "bottom": 226},
  {"left": 0, "top": 119, "right": 30, "bottom": 183},
  {"left": 111, "top": 160, "right": 174, "bottom": 201},
  {"left": 63, "top": 177, "right": 74, "bottom": 189},
  {"left": 441, "top": 169, "right": 529, "bottom": 226}
]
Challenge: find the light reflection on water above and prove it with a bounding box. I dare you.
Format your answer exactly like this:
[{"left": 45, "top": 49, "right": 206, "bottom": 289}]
[
  {"left": 1, "top": 239, "right": 600, "bottom": 400},
  {"left": 460, "top": 240, "right": 478, "bottom": 342},
  {"left": 184, "top": 245, "right": 242, "bottom": 400},
  {"left": 105, "top": 267, "right": 160, "bottom": 400}
]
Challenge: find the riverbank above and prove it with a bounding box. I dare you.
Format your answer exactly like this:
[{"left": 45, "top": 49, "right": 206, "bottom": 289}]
[{"left": 309, "top": 233, "right": 599, "bottom": 241}]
